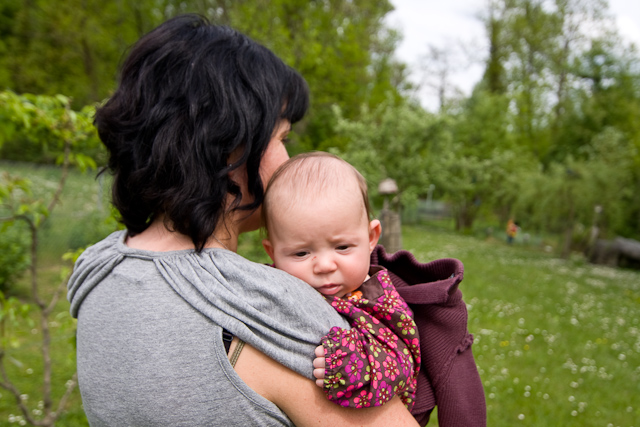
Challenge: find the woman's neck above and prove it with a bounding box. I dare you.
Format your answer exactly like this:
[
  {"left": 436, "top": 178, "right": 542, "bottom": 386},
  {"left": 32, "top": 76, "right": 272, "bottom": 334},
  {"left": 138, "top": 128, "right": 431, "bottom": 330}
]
[{"left": 125, "top": 217, "right": 238, "bottom": 252}]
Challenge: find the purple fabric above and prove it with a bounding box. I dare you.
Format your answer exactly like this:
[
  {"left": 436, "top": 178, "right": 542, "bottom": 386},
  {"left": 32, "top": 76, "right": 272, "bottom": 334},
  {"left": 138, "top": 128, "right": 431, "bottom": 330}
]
[{"left": 370, "top": 245, "right": 487, "bottom": 427}]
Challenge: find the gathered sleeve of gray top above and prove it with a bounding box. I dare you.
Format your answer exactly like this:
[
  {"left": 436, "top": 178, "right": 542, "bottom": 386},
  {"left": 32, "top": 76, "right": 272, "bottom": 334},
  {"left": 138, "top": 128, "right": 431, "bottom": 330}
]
[{"left": 68, "top": 230, "right": 350, "bottom": 379}]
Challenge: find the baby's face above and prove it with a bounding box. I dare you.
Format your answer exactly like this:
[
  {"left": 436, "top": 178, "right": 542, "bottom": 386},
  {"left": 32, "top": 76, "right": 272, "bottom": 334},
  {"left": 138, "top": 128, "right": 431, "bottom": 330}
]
[{"left": 263, "top": 194, "right": 378, "bottom": 298}]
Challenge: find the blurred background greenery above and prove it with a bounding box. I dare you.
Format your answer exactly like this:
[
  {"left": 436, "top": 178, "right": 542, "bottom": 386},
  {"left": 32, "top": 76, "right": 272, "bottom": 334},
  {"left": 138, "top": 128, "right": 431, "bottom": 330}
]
[{"left": 1, "top": 0, "right": 638, "bottom": 246}]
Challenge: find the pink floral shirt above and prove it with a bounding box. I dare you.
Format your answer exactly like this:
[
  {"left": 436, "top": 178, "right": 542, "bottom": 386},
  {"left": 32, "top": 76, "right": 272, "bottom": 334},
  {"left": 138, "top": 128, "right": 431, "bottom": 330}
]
[{"left": 321, "top": 266, "right": 421, "bottom": 409}]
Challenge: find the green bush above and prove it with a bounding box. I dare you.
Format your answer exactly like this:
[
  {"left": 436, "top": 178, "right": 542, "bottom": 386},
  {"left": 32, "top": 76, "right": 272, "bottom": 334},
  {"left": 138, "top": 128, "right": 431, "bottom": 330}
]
[
  {"left": 66, "top": 211, "right": 118, "bottom": 250},
  {"left": 0, "top": 221, "right": 30, "bottom": 294}
]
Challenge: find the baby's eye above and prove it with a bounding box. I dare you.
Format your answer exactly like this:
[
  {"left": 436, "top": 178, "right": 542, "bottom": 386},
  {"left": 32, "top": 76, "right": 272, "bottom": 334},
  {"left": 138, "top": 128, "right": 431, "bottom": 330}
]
[
  {"left": 336, "top": 245, "right": 350, "bottom": 251},
  {"left": 293, "top": 251, "right": 309, "bottom": 257}
]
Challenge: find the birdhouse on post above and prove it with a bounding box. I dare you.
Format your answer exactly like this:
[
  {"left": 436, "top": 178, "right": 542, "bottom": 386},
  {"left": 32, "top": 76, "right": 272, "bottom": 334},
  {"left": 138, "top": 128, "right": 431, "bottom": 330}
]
[{"left": 378, "top": 178, "right": 401, "bottom": 253}]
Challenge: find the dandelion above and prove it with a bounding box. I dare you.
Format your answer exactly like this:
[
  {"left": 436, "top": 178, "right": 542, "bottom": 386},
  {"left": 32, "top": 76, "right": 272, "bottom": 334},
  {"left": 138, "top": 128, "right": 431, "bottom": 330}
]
[
  {"left": 618, "top": 353, "right": 626, "bottom": 361},
  {"left": 571, "top": 410, "right": 578, "bottom": 416},
  {"left": 518, "top": 414, "right": 525, "bottom": 420},
  {"left": 568, "top": 395, "right": 575, "bottom": 402}
]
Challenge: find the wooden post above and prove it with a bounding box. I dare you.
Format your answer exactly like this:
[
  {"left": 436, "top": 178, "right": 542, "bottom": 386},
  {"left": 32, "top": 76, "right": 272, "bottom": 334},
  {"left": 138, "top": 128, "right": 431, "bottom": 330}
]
[{"left": 378, "top": 179, "right": 401, "bottom": 253}]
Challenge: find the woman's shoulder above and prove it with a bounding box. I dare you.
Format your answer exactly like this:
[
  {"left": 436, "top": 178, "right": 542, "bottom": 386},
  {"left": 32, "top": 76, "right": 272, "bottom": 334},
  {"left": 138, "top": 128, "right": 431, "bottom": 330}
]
[
  {"left": 201, "top": 250, "right": 343, "bottom": 316},
  {"left": 155, "top": 249, "right": 350, "bottom": 378}
]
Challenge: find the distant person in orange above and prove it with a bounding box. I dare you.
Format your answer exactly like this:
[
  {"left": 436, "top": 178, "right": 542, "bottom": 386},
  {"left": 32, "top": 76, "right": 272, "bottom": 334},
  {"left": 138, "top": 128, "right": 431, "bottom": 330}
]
[{"left": 506, "top": 219, "right": 518, "bottom": 244}]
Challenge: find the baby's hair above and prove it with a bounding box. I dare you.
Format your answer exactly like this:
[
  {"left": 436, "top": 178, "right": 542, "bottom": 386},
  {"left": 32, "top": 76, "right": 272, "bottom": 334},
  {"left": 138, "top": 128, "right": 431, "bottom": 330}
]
[{"left": 262, "top": 152, "right": 372, "bottom": 237}]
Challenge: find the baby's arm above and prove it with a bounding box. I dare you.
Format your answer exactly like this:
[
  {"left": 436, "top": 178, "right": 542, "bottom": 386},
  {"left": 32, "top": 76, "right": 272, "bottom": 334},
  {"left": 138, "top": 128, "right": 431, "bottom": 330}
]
[{"left": 316, "top": 280, "right": 421, "bottom": 409}]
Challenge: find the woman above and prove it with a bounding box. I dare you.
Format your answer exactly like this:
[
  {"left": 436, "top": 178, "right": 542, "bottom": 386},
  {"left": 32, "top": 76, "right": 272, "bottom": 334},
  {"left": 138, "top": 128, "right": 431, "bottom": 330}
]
[{"left": 67, "top": 14, "right": 418, "bottom": 426}]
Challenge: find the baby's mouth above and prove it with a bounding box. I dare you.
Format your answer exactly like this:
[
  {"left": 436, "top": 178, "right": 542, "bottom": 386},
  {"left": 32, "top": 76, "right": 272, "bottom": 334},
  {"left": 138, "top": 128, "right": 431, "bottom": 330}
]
[{"left": 318, "top": 283, "right": 341, "bottom": 296}]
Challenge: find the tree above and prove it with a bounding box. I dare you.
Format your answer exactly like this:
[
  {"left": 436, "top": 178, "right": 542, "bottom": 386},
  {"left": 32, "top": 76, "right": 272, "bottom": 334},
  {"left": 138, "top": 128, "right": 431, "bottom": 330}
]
[
  {"left": 513, "top": 127, "right": 637, "bottom": 256},
  {"left": 464, "top": 0, "right": 640, "bottom": 240},
  {"left": 416, "top": 43, "right": 467, "bottom": 113},
  {"left": 0, "top": 90, "right": 100, "bottom": 426},
  {"left": 476, "top": 0, "right": 618, "bottom": 163},
  {"left": 0, "top": 0, "right": 139, "bottom": 108},
  {"left": 0, "top": 0, "right": 410, "bottom": 154},
  {"left": 331, "top": 100, "right": 435, "bottom": 209}
]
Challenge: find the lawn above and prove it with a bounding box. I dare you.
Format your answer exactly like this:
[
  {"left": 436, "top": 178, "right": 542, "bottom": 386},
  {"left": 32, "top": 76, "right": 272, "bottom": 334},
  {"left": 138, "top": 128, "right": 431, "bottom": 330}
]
[
  {"left": 403, "top": 225, "right": 640, "bottom": 426},
  {"left": 0, "top": 161, "right": 113, "bottom": 426},
  {"left": 1, "top": 162, "right": 638, "bottom": 426}
]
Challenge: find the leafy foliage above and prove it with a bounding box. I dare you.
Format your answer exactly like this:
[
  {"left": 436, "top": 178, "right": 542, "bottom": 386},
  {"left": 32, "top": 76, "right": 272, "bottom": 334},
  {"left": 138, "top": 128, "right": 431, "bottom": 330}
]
[
  {"left": 331, "top": 100, "right": 434, "bottom": 208},
  {"left": 437, "top": 0, "right": 640, "bottom": 246},
  {"left": 0, "top": 0, "right": 408, "bottom": 156},
  {"left": 0, "top": 91, "right": 102, "bottom": 426},
  {"left": 0, "top": 221, "right": 30, "bottom": 294},
  {"left": 0, "top": 90, "right": 104, "bottom": 165}
]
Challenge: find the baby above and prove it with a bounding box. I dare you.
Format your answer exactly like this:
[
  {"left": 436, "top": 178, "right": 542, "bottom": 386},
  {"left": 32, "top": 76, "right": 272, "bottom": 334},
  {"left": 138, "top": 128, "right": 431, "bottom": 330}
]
[{"left": 261, "top": 151, "right": 420, "bottom": 409}]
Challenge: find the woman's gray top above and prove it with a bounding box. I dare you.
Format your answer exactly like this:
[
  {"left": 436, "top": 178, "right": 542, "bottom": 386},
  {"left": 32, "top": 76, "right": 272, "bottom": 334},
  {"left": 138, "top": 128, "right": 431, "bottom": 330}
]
[{"left": 67, "top": 231, "right": 349, "bottom": 426}]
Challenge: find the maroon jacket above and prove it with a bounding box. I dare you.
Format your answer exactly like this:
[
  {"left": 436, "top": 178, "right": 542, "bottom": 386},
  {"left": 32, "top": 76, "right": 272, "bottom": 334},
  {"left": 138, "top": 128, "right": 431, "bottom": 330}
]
[{"left": 370, "top": 246, "right": 486, "bottom": 427}]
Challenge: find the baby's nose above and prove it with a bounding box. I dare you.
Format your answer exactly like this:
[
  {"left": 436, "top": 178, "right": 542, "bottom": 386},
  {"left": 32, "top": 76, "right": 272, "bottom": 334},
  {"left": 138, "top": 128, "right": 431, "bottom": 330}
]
[{"left": 313, "top": 255, "right": 337, "bottom": 274}]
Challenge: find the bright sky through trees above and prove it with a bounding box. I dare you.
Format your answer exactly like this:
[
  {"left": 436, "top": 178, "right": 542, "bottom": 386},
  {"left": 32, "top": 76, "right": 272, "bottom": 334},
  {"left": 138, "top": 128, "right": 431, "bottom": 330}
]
[{"left": 388, "top": 0, "right": 640, "bottom": 111}]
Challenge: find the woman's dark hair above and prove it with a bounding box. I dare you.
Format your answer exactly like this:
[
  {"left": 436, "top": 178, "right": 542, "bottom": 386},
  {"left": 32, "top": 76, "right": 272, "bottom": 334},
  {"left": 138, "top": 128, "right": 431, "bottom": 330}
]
[{"left": 95, "top": 14, "right": 308, "bottom": 250}]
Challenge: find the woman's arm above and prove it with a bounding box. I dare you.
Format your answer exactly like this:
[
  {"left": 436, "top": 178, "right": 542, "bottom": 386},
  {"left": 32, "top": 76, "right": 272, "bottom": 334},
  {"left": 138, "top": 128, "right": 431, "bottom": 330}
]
[{"left": 233, "top": 340, "right": 419, "bottom": 427}]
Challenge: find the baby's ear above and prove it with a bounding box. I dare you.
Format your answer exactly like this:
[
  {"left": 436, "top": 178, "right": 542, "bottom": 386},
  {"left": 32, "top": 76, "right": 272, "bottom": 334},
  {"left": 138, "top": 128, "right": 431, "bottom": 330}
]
[
  {"left": 368, "top": 219, "right": 382, "bottom": 252},
  {"left": 262, "top": 239, "right": 276, "bottom": 262}
]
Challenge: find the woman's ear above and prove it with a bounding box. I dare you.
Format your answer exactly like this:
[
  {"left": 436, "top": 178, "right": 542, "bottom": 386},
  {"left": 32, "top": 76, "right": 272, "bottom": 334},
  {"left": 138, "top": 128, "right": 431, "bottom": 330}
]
[
  {"left": 262, "top": 239, "right": 276, "bottom": 263},
  {"left": 368, "top": 219, "right": 382, "bottom": 252}
]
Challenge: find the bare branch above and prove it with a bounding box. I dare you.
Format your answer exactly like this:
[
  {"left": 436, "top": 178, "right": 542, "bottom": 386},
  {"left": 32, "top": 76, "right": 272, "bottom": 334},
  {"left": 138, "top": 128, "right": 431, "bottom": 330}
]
[
  {"left": 0, "top": 353, "right": 39, "bottom": 426},
  {"left": 52, "top": 372, "right": 78, "bottom": 420},
  {"left": 46, "top": 137, "right": 72, "bottom": 215},
  {"left": 45, "top": 269, "right": 73, "bottom": 316},
  {"left": 28, "top": 220, "right": 45, "bottom": 310}
]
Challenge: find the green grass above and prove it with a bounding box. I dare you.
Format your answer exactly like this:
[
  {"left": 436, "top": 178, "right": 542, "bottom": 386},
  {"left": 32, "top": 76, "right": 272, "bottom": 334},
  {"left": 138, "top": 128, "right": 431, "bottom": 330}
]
[
  {"left": 1, "top": 161, "right": 112, "bottom": 426},
  {"left": 2, "top": 162, "right": 639, "bottom": 426},
  {"left": 403, "top": 224, "right": 640, "bottom": 427}
]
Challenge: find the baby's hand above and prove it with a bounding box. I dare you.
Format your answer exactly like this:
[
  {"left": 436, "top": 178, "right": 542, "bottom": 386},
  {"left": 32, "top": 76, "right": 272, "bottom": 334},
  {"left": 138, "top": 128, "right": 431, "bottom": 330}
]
[{"left": 313, "top": 345, "right": 325, "bottom": 387}]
